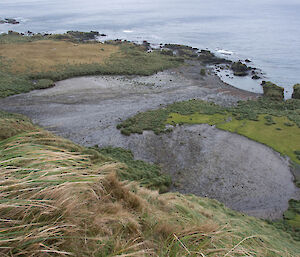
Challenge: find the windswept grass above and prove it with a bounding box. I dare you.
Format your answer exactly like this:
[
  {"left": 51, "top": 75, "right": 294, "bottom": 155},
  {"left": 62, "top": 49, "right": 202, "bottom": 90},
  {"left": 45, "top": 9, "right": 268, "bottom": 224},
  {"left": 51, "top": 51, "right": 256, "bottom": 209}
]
[
  {"left": 117, "top": 98, "right": 300, "bottom": 240},
  {"left": 97, "top": 146, "right": 171, "bottom": 192},
  {"left": 0, "top": 112, "right": 299, "bottom": 255}
]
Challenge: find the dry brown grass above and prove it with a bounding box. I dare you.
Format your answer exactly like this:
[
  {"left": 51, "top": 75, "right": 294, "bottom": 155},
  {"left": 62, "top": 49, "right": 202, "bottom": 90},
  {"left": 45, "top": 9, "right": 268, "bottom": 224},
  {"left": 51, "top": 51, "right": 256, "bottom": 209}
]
[
  {"left": 0, "top": 40, "right": 120, "bottom": 73},
  {"left": 0, "top": 120, "right": 298, "bottom": 256}
]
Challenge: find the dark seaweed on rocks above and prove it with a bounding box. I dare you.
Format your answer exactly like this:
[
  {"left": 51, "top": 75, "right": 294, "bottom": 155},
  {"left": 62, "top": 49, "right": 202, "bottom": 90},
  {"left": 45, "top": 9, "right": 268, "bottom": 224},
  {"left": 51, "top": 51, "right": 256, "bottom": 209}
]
[
  {"left": 164, "top": 44, "right": 198, "bottom": 58},
  {"left": 198, "top": 50, "right": 232, "bottom": 64},
  {"left": 66, "top": 31, "right": 100, "bottom": 41}
]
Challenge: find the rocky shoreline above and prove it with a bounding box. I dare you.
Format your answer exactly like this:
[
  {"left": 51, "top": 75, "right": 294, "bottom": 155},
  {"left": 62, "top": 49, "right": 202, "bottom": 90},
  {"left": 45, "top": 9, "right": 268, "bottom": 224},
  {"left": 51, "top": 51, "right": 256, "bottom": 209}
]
[{"left": 0, "top": 18, "right": 20, "bottom": 24}]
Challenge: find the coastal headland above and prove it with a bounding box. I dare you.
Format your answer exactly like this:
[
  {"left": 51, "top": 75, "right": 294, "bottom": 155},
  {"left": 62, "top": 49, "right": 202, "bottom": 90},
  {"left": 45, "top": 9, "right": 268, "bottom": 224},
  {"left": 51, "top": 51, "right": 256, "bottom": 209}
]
[{"left": 0, "top": 31, "right": 299, "bottom": 255}]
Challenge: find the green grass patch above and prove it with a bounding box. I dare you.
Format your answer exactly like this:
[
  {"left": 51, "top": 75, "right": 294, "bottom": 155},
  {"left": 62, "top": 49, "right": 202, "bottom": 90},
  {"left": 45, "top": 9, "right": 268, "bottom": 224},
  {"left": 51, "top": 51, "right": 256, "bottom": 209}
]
[
  {"left": 117, "top": 98, "right": 300, "bottom": 240},
  {"left": 118, "top": 98, "right": 300, "bottom": 164},
  {"left": 93, "top": 146, "right": 171, "bottom": 192},
  {"left": 167, "top": 113, "right": 300, "bottom": 164}
]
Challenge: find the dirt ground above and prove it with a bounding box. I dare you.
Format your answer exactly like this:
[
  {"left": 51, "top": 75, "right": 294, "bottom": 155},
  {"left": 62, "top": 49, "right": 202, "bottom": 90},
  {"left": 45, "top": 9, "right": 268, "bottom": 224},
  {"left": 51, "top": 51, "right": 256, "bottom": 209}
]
[{"left": 0, "top": 62, "right": 298, "bottom": 219}]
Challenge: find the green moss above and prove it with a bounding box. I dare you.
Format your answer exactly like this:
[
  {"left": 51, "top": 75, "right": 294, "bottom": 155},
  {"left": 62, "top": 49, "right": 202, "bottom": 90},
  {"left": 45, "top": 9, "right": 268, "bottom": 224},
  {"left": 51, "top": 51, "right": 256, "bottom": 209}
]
[
  {"left": 231, "top": 61, "right": 249, "bottom": 76},
  {"left": 292, "top": 84, "right": 300, "bottom": 99},
  {"left": 200, "top": 68, "right": 206, "bottom": 76},
  {"left": 198, "top": 50, "right": 231, "bottom": 64},
  {"left": 261, "top": 81, "right": 284, "bottom": 100},
  {"left": 34, "top": 79, "right": 54, "bottom": 89}
]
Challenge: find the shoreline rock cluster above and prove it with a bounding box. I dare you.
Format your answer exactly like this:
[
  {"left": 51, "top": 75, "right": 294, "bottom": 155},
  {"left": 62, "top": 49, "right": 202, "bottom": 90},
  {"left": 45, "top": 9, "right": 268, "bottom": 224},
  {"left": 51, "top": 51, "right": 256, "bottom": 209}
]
[
  {"left": 0, "top": 18, "right": 19, "bottom": 24},
  {"left": 261, "top": 81, "right": 300, "bottom": 100}
]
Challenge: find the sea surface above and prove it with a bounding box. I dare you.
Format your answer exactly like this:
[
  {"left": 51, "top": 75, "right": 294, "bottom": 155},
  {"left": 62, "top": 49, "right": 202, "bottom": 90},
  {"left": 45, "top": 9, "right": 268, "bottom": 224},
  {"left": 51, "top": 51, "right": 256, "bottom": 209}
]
[{"left": 1, "top": 0, "right": 299, "bottom": 97}]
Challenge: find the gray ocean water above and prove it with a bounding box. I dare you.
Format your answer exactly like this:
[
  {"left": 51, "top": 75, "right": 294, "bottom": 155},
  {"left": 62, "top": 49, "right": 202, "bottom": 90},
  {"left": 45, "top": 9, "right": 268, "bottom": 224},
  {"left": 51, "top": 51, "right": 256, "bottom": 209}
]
[{"left": 0, "top": 0, "right": 299, "bottom": 97}]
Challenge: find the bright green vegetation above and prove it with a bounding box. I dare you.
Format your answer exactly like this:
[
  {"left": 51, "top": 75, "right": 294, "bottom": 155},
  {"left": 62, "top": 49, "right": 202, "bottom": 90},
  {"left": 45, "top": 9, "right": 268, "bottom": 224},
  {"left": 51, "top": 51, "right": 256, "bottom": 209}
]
[
  {"left": 167, "top": 113, "right": 300, "bottom": 164},
  {"left": 0, "top": 111, "right": 299, "bottom": 256},
  {"left": 0, "top": 32, "right": 183, "bottom": 97},
  {"left": 118, "top": 98, "right": 300, "bottom": 164}
]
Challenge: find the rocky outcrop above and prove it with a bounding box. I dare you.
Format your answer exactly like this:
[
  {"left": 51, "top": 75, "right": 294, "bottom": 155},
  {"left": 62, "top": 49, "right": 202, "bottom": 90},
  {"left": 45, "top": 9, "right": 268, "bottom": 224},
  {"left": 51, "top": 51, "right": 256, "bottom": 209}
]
[
  {"left": 0, "top": 18, "right": 19, "bottom": 24},
  {"left": 66, "top": 31, "right": 100, "bottom": 41},
  {"left": 198, "top": 50, "right": 232, "bottom": 64},
  {"left": 252, "top": 75, "right": 260, "bottom": 80},
  {"left": 231, "top": 61, "right": 249, "bottom": 76},
  {"left": 164, "top": 44, "right": 198, "bottom": 58},
  {"left": 261, "top": 81, "right": 284, "bottom": 100},
  {"left": 292, "top": 84, "right": 300, "bottom": 99}
]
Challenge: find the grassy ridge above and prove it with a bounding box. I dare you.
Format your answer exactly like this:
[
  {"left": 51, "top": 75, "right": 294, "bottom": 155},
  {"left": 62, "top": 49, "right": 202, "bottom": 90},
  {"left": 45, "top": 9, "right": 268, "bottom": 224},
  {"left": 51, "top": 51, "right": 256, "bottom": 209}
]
[
  {"left": 0, "top": 33, "right": 183, "bottom": 97},
  {"left": 0, "top": 112, "right": 299, "bottom": 256}
]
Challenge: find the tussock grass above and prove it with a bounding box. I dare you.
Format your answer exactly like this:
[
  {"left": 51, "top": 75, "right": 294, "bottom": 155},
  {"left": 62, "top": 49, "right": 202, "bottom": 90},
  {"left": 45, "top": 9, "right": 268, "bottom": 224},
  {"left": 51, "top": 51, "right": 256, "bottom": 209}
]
[
  {"left": 0, "top": 113, "right": 298, "bottom": 255},
  {"left": 97, "top": 146, "right": 171, "bottom": 192},
  {"left": 0, "top": 40, "right": 119, "bottom": 73},
  {"left": 117, "top": 98, "right": 300, "bottom": 240},
  {"left": 0, "top": 34, "right": 183, "bottom": 98}
]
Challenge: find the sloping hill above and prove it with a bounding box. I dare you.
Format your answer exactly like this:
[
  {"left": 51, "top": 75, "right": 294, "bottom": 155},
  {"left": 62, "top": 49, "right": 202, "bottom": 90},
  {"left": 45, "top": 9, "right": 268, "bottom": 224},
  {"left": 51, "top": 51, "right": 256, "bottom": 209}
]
[{"left": 0, "top": 112, "right": 299, "bottom": 256}]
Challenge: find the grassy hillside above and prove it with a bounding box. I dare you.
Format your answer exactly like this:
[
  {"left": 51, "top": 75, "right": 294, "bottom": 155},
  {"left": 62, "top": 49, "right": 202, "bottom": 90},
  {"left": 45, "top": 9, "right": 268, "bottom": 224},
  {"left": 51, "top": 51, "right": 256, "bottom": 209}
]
[
  {"left": 0, "top": 32, "right": 183, "bottom": 97},
  {"left": 0, "top": 112, "right": 299, "bottom": 256},
  {"left": 117, "top": 98, "right": 300, "bottom": 240}
]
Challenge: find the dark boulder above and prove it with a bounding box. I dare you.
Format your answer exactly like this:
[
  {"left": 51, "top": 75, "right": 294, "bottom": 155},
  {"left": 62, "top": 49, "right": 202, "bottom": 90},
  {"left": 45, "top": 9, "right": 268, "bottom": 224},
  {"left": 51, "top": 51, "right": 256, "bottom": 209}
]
[
  {"left": 0, "top": 18, "right": 20, "bottom": 24},
  {"left": 252, "top": 75, "right": 260, "bottom": 80},
  {"left": 231, "top": 61, "right": 249, "bottom": 76},
  {"left": 5, "top": 18, "right": 19, "bottom": 24}
]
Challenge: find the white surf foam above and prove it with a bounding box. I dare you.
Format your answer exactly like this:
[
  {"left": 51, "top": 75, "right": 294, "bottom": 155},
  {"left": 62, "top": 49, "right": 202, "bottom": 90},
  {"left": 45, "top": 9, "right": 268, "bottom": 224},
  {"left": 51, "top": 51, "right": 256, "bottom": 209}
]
[{"left": 217, "top": 49, "right": 234, "bottom": 55}]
